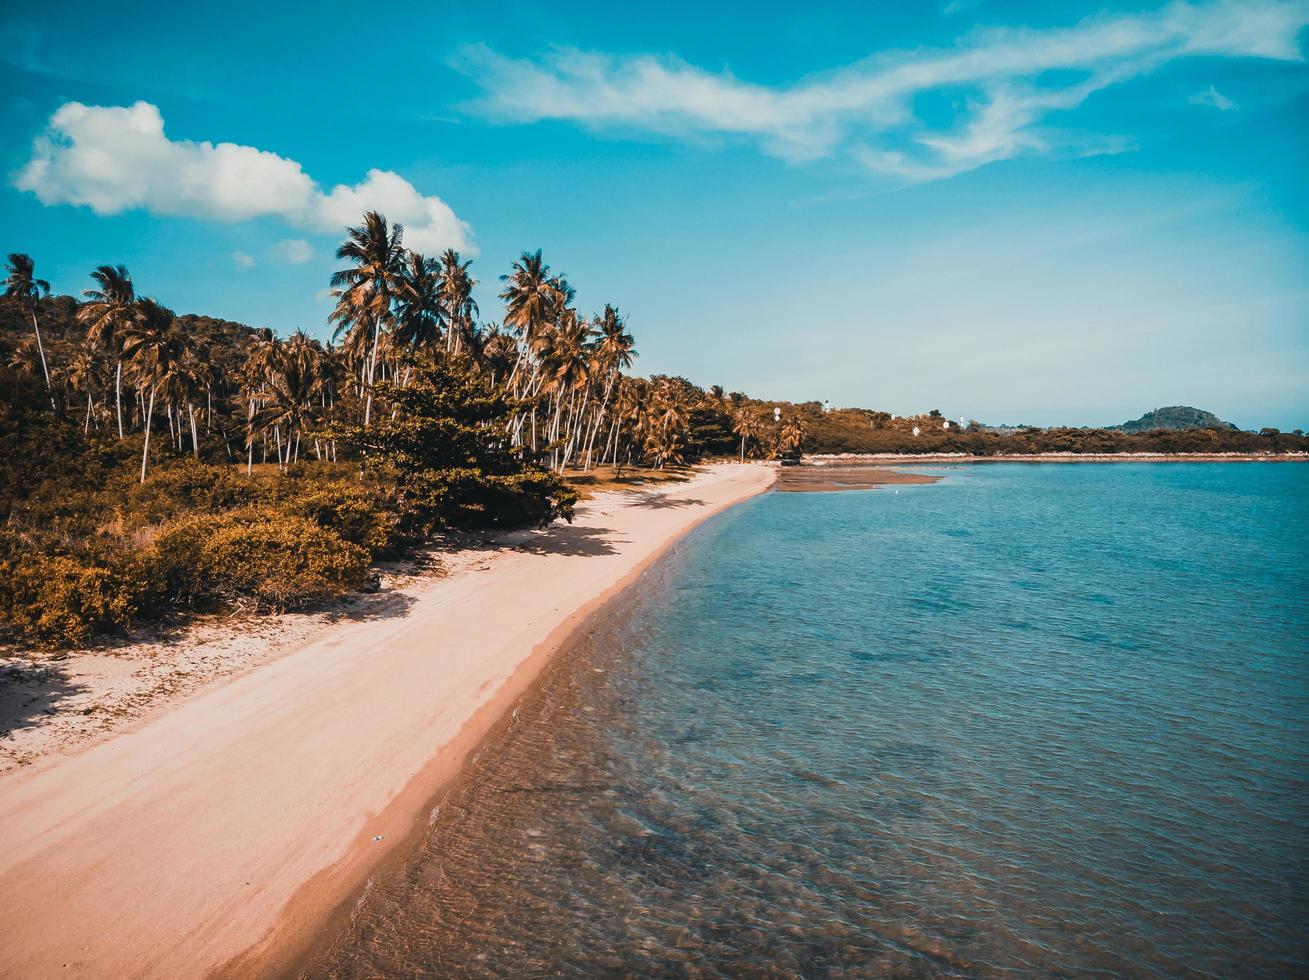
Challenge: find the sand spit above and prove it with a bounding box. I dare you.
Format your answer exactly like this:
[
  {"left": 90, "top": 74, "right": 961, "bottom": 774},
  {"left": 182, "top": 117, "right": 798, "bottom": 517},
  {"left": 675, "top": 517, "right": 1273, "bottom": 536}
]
[
  {"left": 0, "top": 463, "right": 774, "bottom": 980},
  {"left": 776, "top": 465, "right": 940, "bottom": 492}
]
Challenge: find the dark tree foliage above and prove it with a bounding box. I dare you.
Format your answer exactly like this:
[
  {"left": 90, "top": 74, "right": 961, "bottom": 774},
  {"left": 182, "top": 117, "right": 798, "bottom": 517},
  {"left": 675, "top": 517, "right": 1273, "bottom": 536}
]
[{"left": 347, "top": 359, "right": 578, "bottom": 530}]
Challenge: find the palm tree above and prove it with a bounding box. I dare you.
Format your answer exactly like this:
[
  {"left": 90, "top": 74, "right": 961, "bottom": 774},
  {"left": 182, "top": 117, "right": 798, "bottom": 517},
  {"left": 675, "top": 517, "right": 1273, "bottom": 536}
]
[
  {"left": 478, "top": 322, "right": 517, "bottom": 388},
  {"left": 78, "top": 264, "right": 136, "bottom": 437},
  {"left": 540, "top": 308, "right": 593, "bottom": 470},
  {"left": 500, "top": 249, "right": 563, "bottom": 384},
  {"left": 62, "top": 348, "right": 106, "bottom": 433},
  {"left": 394, "top": 252, "right": 446, "bottom": 358},
  {"left": 3, "top": 253, "right": 55, "bottom": 409},
  {"left": 254, "top": 335, "right": 321, "bottom": 469},
  {"left": 779, "top": 415, "right": 809, "bottom": 457},
  {"left": 581, "top": 304, "right": 636, "bottom": 469},
  {"left": 438, "top": 249, "right": 479, "bottom": 356},
  {"left": 239, "top": 330, "right": 281, "bottom": 472},
  {"left": 732, "top": 407, "right": 761, "bottom": 462},
  {"left": 330, "top": 211, "right": 405, "bottom": 426},
  {"left": 121, "top": 298, "right": 180, "bottom": 483}
]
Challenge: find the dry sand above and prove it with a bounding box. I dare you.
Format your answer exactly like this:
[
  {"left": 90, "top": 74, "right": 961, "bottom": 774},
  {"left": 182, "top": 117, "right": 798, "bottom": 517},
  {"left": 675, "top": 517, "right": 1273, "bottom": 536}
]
[{"left": 0, "top": 462, "right": 775, "bottom": 979}]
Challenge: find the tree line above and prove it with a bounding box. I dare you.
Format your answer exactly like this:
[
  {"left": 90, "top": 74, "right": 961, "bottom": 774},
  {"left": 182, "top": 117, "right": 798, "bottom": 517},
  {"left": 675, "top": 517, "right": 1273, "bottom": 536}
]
[{"left": 4, "top": 213, "right": 815, "bottom": 489}]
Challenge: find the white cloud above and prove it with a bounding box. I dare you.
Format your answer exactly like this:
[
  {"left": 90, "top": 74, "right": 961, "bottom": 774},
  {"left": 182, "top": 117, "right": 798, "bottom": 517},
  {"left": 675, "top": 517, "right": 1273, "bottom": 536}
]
[
  {"left": 272, "top": 238, "right": 314, "bottom": 264},
  {"left": 1190, "top": 84, "right": 1237, "bottom": 109},
  {"left": 232, "top": 251, "right": 256, "bottom": 269},
  {"left": 15, "top": 101, "right": 475, "bottom": 253},
  {"left": 453, "top": 0, "right": 1307, "bottom": 181}
]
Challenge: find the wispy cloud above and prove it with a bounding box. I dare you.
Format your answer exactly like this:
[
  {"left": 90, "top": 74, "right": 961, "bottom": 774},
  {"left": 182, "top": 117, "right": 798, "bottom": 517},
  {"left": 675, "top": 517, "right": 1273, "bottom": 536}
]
[
  {"left": 272, "top": 238, "right": 314, "bottom": 264},
  {"left": 453, "top": 0, "right": 1307, "bottom": 181},
  {"left": 1190, "top": 83, "right": 1237, "bottom": 109},
  {"left": 232, "top": 251, "right": 255, "bottom": 269},
  {"left": 14, "top": 101, "right": 475, "bottom": 253}
]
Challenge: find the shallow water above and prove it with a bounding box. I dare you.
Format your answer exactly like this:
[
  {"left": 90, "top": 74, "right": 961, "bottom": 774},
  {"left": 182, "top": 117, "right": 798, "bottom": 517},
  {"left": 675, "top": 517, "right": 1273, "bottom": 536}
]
[{"left": 310, "top": 463, "right": 1309, "bottom": 978}]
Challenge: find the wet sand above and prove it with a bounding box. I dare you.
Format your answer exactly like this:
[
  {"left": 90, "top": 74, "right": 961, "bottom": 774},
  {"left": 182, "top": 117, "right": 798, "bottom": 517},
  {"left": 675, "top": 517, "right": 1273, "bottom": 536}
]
[
  {"left": 776, "top": 465, "right": 941, "bottom": 492},
  {"left": 0, "top": 463, "right": 774, "bottom": 980}
]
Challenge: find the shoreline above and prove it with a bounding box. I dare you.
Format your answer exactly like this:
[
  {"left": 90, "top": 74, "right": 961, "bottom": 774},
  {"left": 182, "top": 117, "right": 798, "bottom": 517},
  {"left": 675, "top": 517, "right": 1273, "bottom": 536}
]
[
  {"left": 0, "top": 462, "right": 775, "bottom": 980},
  {"left": 805, "top": 451, "right": 1308, "bottom": 463}
]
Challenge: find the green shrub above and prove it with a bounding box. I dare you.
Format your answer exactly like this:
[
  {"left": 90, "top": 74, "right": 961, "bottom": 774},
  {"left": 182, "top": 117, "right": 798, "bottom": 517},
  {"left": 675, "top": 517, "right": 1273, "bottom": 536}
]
[
  {"left": 277, "top": 482, "right": 404, "bottom": 558},
  {"left": 0, "top": 552, "right": 144, "bottom": 649},
  {"left": 403, "top": 466, "right": 578, "bottom": 530},
  {"left": 118, "top": 457, "right": 258, "bottom": 524},
  {"left": 154, "top": 509, "right": 369, "bottom": 611},
  {"left": 347, "top": 361, "right": 579, "bottom": 531}
]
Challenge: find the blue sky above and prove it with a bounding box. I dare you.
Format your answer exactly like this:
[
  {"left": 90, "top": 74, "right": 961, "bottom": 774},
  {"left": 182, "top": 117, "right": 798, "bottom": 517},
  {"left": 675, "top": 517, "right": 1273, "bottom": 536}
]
[{"left": 2, "top": 1, "right": 1307, "bottom": 428}]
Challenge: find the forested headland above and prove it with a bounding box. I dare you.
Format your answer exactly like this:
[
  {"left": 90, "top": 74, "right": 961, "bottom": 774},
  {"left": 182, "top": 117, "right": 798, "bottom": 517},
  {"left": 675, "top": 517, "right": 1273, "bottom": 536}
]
[{"left": 3, "top": 212, "right": 1304, "bottom": 649}]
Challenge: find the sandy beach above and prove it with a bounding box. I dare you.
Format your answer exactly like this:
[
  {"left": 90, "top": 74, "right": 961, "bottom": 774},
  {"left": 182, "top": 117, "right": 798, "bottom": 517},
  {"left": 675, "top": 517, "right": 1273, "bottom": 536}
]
[{"left": 0, "top": 462, "right": 774, "bottom": 979}]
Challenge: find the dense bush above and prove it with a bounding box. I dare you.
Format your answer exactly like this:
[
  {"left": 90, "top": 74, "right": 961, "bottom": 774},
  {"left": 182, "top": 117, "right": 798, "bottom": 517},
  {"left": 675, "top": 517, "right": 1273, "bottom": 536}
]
[
  {"left": 119, "top": 456, "right": 259, "bottom": 524},
  {"left": 0, "top": 552, "right": 148, "bottom": 649},
  {"left": 153, "top": 510, "right": 370, "bottom": 611},
  {"left": 401, "top": 466, "right": 578, "bottom": 529},
  {"left": 349, "top": 361, "right": 578, "bottom": 531},
  {"left": 277, "top": 481, "right": 406, "bottom": 558}
]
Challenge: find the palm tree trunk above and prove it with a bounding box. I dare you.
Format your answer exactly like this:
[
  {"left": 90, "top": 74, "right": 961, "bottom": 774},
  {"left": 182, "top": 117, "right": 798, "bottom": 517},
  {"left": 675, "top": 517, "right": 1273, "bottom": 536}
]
[
  {"left": 28, "top": 310, "right": 55, "bottom": 411},
  {"left": 188, "top": 402, "right": 200, "bottom": 458},
  {"left": 246, "top": 397, "right": 256, "bottom": 475},
  {"left": 85, "top": 392, "right": 94, "bottom": 433},
  {"left": 140, "top": 385, "right": 156, "bottom": 484},
  {"left": 115, "top": 361, "right": 124, "bottom": 438},
  {"left": 563, "top": 386, "right": 589, "bottom": 471},
  {"left": 583, "top": 377, "right": 614, "bottom": 470},
  {"left": 363, "top": 317, "right": 382, "bottom": 428}
]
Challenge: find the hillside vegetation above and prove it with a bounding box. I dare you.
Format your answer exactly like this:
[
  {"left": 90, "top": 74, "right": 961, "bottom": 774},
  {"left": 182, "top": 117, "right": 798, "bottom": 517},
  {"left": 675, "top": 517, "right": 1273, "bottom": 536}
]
[{"left": 1114, "top": 406, "right": 1238, "bottom": 433}]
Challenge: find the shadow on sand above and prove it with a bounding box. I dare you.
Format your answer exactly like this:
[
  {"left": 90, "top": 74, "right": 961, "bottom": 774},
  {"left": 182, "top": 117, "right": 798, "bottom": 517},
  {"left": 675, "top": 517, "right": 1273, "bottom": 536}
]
[
  {"left": 0, "top": 662, "right": 86, "bottom": 740},
  {"left": 509, "top": 524, "right": 624, "bottom": 558},
  {"left": 632, "top": 495, "right": 706, "bottom": 510}
]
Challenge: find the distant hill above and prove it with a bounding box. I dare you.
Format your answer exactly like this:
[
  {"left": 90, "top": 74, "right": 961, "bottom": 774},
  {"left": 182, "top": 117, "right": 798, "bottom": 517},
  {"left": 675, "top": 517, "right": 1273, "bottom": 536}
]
[{"left": 1114, "top": 406, "right": 1238, "bottom": 433}]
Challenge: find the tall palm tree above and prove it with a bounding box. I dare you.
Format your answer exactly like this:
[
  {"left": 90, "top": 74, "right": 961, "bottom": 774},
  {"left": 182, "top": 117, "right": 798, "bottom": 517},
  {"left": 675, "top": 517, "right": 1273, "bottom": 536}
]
[
  {"left": 330, "top": 212, "right": 405, "bottom": 427},
  {"left": 62, "top": 348, "right": 106, "bottom": 433},
  {"left": 438, "top": 248, "right": 478, "bottom": 356},
  {"left": 253, "top": 334, "right": 321, "bottom": 469},
  {"left": 478, "top": 322, "right": 517, "bottom": 388},
  {"left": 500, "top": 249, "right": 563, "bottom": 383},
  {"left": 239, "top": 330, "right": 281, "bottom": 472},
  {"left": 78, "top": 264, "right": 136, "bottom": 437},
  {"left": 541, "top": 309, "right": 593, "bottom": 470},
  {"left": 732, "top": 407, "right": 761, "bottom": 462},
  {"left": 394, "top": 252, "right": 446, "bottom": 358},
  {"left": 3, "top": 253, "right": 55, "bottom": 409},
  {"left": 121, "top": 298, "right": 180, "bottom": 483},
  {"left": 580, "top": 304, "right": 636, "bottom": 469}
]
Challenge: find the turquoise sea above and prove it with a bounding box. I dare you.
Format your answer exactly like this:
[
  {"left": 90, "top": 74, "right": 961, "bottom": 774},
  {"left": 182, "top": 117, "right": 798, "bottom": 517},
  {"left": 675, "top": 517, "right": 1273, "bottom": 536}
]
[{"left": 312, "top": 463, "right": 1309, "bottom": 977}]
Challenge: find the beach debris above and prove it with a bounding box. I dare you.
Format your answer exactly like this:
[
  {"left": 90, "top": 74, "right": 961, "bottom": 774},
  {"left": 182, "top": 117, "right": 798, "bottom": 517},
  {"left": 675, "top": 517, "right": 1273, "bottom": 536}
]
[
  {"left": 912, "top": 426, "right": 921, "bottom": 437},
  {"left": 372, "top": 835, "right": 384, "bottom": 842}
]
